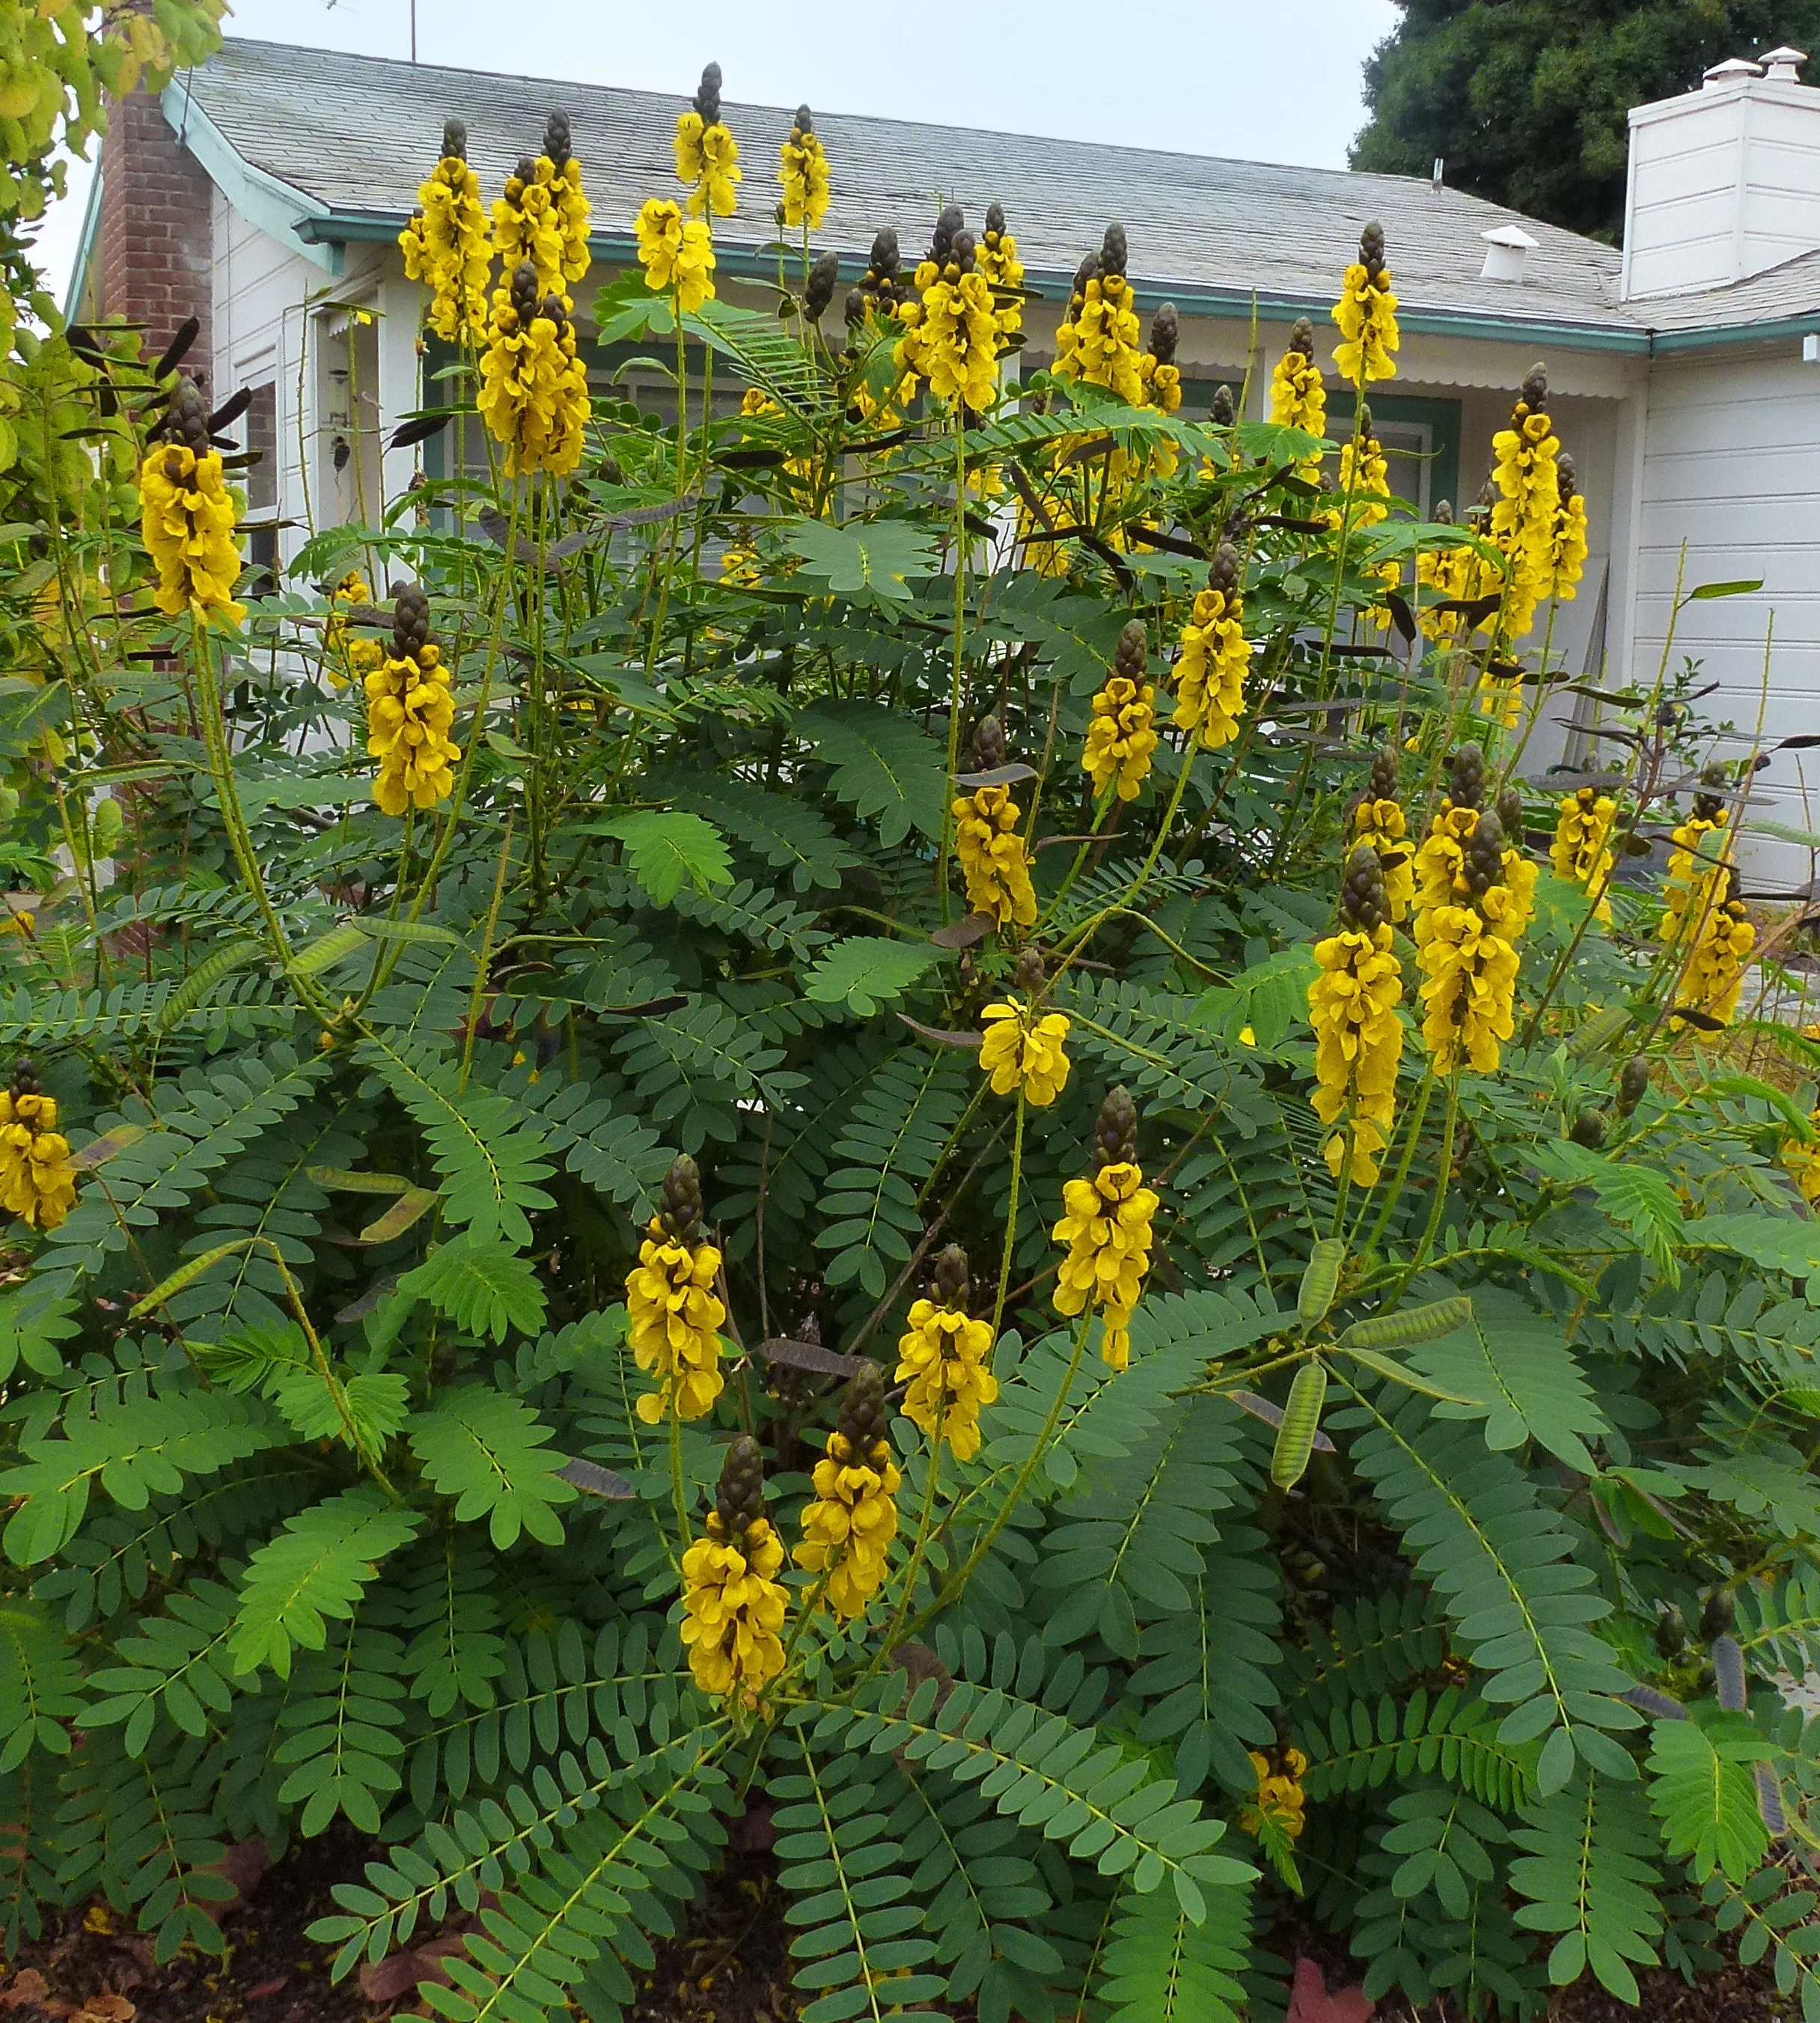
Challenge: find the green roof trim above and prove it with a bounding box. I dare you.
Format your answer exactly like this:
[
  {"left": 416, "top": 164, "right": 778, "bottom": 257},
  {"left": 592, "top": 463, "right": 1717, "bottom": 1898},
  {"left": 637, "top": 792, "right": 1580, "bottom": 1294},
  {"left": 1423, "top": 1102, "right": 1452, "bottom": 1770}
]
[
  {"left": 161, "top": 76, "right": 341, "bottom": 276},
  {"left": 293, "top": 208, "right": 1655, "bottom": 356}
]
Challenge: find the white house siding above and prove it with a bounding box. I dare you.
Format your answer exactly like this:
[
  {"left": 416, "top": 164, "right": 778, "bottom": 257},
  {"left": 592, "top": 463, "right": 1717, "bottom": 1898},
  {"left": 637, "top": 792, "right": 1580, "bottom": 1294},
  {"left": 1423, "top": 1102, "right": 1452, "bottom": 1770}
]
[{"left": 1634, "top": 346, "right": 1820, "bottom": 889}]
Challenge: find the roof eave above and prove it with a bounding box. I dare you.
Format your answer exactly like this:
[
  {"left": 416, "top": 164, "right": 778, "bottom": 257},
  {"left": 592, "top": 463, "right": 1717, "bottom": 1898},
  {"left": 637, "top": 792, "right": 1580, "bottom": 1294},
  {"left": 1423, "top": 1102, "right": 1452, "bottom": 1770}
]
[
  {"left": 298, "top": 208, "right": 1649, "bottom": 353},
  {"left": 1649, "top": 311, "right": 1820, "bottom": 352},
  {"left": 162, "top": 76, "right": 343, "bottom": 275}
]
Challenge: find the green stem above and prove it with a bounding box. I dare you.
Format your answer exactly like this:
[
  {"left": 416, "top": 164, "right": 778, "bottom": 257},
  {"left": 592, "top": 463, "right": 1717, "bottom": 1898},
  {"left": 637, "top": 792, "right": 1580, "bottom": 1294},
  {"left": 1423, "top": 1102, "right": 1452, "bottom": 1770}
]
[{"left": 991, "top": 1094, "right": 1027, "bottom": 1340}]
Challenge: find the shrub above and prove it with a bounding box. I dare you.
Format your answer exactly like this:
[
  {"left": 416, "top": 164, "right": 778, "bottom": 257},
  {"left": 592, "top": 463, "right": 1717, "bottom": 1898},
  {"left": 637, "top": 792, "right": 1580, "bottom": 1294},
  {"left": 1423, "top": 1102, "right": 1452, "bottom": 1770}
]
[{"left": 1, "top": 55, "right": 1818, "bottom": 2023}]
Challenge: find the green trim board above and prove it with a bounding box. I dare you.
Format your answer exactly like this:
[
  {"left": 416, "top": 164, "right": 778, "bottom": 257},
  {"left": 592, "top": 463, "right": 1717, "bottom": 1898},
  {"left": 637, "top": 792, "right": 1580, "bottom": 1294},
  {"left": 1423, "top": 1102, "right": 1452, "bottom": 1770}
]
[{"left": 1328, "top": 391, "right": 1462, "bottom": 517}]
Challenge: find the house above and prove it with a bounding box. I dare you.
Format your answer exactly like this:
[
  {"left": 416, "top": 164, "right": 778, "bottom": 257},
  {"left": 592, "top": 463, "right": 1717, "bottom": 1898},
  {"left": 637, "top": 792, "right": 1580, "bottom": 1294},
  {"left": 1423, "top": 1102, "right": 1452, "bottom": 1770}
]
[{"left": 68, "top": 37, "right": 1820, "bottom": 880}]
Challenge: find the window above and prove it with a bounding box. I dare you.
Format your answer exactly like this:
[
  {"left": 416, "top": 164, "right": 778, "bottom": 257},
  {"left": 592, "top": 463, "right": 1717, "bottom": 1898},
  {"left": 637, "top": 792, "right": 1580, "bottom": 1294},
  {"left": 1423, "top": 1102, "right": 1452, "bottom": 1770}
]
[{"left": 242, "top": 382, "right": 278, "bottom": 597}]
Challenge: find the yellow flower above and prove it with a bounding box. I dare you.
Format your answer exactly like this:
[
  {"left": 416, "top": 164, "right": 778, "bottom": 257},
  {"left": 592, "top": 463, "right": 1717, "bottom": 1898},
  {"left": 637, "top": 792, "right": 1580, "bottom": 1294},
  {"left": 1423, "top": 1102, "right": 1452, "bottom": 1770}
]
[
  {"left": 1488, "top": 368, "right": 1560, "bottom": 643},
  {"left": 977, "top": 206, "right": 1025, "bottom": 337},
  {"left": 682, "top": 1514, "right": 787, "bottom": 1701},
  {"left": 1416, "top": 525, "right": 1483, "bottom": 644},
  {"left": 1053, "top": 1093, "right": 1157, "bottom": 1375},
  {"left": 1782, "top": 1106, "right": 1820, "bottom": 1206},
  {"left": 1661, "top": 800, "right": 1729, "bottom": 947},
  {"left": 635, "top": 196, "right": 717, "bottom": 312},
  {"left": 1062, "top": 272, "right": 1144, "bottom": 405},
  {"left": 1309, "top": 852, "right": 1404, "bottom": 1189},
  {"left": 0, "top": 1077, "right": 76, "bottom": 1232},
  {"left": 1539, "top": 458, "right": 1590, "bottom": 603},
  {"left": 795, "top": 1366, "right": 899, "bottom": 1618},
  {"left": 401, "top": 125, "right": 492, "bottom": 341},
  {"left": 1173, "top": 546, "right": 1251, "bottom": 748},
  {"left": 1417, "top": 903, "right": 1521, "bottom": 1075},
  {"left": 1240, "top": 1748, "right": 1309, "bottom": 1843},
  {"left": 1084, "top": 674, "right": 1158, "bottom": 802},
  {"left": 894, "top": 216, "right": 1001, "bottom": 412},
  {"left": 1674, "top": 893, "right": 1754, "bottom": 1028},
  {"left": 897, "top": 1274, "right": 998, "bottom": 1462},
  {"left": 1350, "top": 796, "right": 1414, "bottom": 922},
  {"left": 491, "top": 158, "right": 566, "bottom": 302},
  {"left": 675, "top": 101, "right": 742, "bottom": 217},
  {"left": 625, "top": 1217, "right": 726, "bottom": 1424},
  {"left": 1268, "top": 319, "right": 1328, "bottom": 465},
  {"left": 138, "top": 409, "right": 245, "bottom": 629},
  {"left": 1331, "top": 222, "right": 1399, "bottom": 387},
  {"left": 953, "top": 783, "right": 1037, "bottom": 929},
  {"left": 323, "top": 570, "right": 382, "bottom": 689},
  {"left": 980, "top": 1000, "right": 1072, "bottom": 1108},
  {"left": 477, "top": 263, "right": 591, "bottom": 477},
  {"left": 365, "top": 634, "right": 459, "bottom": 816},
  {"left": 1551, "top": 787, "right": 1618, "bottom": 923},
  {"left": 778, "top": 106, "right": 829, "bottom": 228}
]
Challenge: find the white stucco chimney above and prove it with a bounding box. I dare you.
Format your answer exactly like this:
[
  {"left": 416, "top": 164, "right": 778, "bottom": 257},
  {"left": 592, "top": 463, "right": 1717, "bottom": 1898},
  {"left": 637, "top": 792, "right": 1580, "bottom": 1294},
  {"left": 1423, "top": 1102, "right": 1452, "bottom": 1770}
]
[{"left": 1622, "top": 45, "right": 1820, "bottom": 300}]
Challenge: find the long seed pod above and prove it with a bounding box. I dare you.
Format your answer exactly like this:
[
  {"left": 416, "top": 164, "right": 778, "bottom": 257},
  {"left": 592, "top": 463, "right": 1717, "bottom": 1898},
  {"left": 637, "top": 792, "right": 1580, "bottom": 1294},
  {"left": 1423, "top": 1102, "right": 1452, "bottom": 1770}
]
[
  {"left": 1756, "top": 1763, "right": 1787, "bottom": 1837},
  {"left": 1569, "top": 1005, "right": 1633, "bottom": 1061},
  {"left": 1338, "top": 1294, "right": 1473, "bottom": 1353},
  {"left": 1271, "top": 1361, "right": 1328, "bottom": 1489},
  {"left": 1711, "top": 1633, "right": 1747, "bottom": 1713},
  {"left": 1297, "top": 1239, "right": 1345, "bottom": 1327}
]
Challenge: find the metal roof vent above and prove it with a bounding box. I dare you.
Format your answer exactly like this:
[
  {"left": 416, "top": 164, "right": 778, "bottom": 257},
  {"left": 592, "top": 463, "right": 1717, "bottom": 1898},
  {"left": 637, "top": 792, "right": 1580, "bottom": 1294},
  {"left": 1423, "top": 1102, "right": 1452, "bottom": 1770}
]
[
  {"left": 1703, "top": 56, "right": 1762, "bottom": 88},
  {"left": 1480, "top": 224, "right": 1539, "bottom": 281},
  {"left": 1762, "top": 45, "right": 1809, "bottom": 82}
]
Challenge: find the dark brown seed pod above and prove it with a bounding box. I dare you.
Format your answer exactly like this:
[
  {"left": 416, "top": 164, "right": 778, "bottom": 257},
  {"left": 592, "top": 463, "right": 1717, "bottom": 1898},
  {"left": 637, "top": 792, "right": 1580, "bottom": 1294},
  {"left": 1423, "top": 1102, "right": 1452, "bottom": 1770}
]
[
  {"left": 1208, "top": 542, "right": 1242, "bottom": 602},
  {"left": 932, "top": 1244, "right": 971, "bottom": 1310},
  {"left": 714, "top": 1433, "right": 765, "bottom": 1537},
  {"left": 391, "top": 582, "right": 432, "bottom": 658},
  {"left": 657, "top": 1153, "right": 704, "bottom": 1245},
  {"left": 1616, "top": 1054, "right": 1650, "bottom": 1116},
  {"left": 1340, "top": 846, "right": 1389, "bottom": 933},
  {"left": 969, "top": 713, "right": 1006, "bottom": 771},
  {"left": 1149, "top": 303, "right": 1179, "bottom": 368},
  {"left": 543, "top": 110, "right": 572, "bottom": 168},
  {"left": 1095, "top": 1086, "right": 1139, "bottom": 1171},
  {"left": 834, "top": 1359, "right": 888, "bottom": 1456},
  {"left": 804, "top": 252, "right": 840, "bottom": 323},
  {"left": 1014, "top": 946, "right": 1047, "bottom": 995},
  {"left": 1114, "top": 618, "right": 1146, "bottom": 684},
  {"left": 1569, "top": 1108, "right": 1609, "bottom": 1150}
]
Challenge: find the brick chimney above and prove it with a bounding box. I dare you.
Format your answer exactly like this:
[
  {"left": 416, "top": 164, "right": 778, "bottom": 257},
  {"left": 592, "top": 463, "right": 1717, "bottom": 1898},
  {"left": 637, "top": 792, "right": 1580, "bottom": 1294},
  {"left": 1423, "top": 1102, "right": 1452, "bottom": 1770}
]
[{"left": 93, "top": 88, "right": 216, "bottom": 378}]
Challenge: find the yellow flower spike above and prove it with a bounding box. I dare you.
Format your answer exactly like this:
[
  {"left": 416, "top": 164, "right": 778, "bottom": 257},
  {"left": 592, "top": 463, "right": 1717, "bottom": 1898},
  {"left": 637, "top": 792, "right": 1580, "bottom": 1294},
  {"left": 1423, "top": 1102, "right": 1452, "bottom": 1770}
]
[
  {"left": 1673, "top": 886, "right": 1756, "bottom": 1029},
  {"left": 980, "top": 999, "right": 1072, "bottom": 1108},
  {"left": 778, "top": 104, "right": 829, "bottom": 229},
  {"left": 1241, "top": 1747, "right": 1310, "bottom": 1843},
  {"left": 477, "top": 262, "right": 591, "bottom": 477},
  {"left": 674, "top": 64, "right": 741, "bottom": 218},
  {"left": 1172, "top": 543, "right": 1251, "bottom": 748},
  {"left": 1084, "top": 621, "right": 1158, "bottom": 802},
  {"left": 894, "top": 206, "right": 1001, "bottom": 413},
  {"left": 138, "top": 381, "right": 244, "bottom": 627},
  {"left": 1551, "top": 787, "right": 1619, "bottom": 923},
  {"left": 625, "top": 1157, "right": 725, "bottom": 1426},
  {"left": 953, "top": 768, "right": 1038, "bottom": 930},
  {"left": 1309, "top": 846, "right": 1405, "bottom": 1188},
  {"left": 400, "top": 120, "right": 492, "bottom": 342},
  {"left": 795, "top": 1364, "right": 900, "bottom": 1617},
  {"left": 1660, "top": 777, "right": 1732, "bottom": 949},
  {"left": 682, "top": 1439, "right": 788, "bottom": 1704},
  {"left": 1411, "top": 748, "right": 1524, "bottom": 1076},
  {"left": 977, "top": 204, "right": 1025, "bottom": 338},
  {"left": 1540, "top": 455, "right": 1590, "bottom": 603},
  {"left": 1415, "top": 510, "right": 1481, "bottom": 645},
  {"left": 635, "top": 196, "right": 717, "bottom": 313},
  {"left": 1268, "top": 319, "right": 1328, "bottom": 467},
  {"left": 895, "top": 1248, "right": 998, "bottom": 1462},
  {"left": 1331, "top": 220, "right": 1399, "bottom": 388},
  {"left": 1053, "top": 1088, "right": 1157, "bottom": 1374},
  {"left": 0, "top": 1064, "right": 76, "bottom": 1232},
  {"left": 364, "top": 586, "right": 461, "bottom": 817},
  {"left": 1488, "top": 364, "right": 1561, "bottom": 644}
]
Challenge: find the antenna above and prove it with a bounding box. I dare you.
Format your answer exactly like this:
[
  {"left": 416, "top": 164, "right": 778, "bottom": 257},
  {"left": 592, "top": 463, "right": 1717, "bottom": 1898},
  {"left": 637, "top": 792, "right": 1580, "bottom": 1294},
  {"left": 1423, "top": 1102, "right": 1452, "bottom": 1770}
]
[{"left": 410, "top": 0, "right": 418, "bottom": 61}]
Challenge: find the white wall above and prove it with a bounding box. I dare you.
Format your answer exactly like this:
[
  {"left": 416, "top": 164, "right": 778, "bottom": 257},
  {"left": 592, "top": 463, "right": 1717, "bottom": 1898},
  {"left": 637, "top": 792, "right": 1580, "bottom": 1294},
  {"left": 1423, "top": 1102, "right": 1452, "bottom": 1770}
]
[
  {"left": 1625, "top": 76, "right": 1820, "bottom": 299},
  {"left": 1634, "top": 345, "right": 1820, "bottom": 888}
]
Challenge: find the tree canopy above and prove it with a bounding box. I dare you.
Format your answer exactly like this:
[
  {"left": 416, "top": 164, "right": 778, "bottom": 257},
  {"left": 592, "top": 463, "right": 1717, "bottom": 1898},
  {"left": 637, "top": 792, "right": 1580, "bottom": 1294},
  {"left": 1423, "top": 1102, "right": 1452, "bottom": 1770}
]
[{"left": 1352, "top": 0, "right": 1820, "bottom": 241}]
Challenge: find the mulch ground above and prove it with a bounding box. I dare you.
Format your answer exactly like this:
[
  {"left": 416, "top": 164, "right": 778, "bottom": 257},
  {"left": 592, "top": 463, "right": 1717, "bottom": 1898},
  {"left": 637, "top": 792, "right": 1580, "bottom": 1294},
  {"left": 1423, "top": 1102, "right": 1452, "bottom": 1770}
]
[{"left": 0, "top": 1831, "right": 1794, "bottom": 2023}]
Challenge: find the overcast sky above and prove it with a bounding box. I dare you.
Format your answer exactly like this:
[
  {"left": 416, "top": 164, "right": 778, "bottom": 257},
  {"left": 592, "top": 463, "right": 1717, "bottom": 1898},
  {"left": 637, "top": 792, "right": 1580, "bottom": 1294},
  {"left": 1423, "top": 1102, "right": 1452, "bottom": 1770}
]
[{"left": 35, "top": 0, "right": 1400, "bottom": 305}]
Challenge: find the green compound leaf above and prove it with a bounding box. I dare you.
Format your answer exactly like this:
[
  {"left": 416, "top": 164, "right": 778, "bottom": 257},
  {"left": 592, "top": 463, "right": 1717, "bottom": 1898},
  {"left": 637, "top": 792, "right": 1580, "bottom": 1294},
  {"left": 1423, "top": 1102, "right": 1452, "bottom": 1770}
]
[
  {"left": 409, "top": 1386, "right": 578, "bottom": 1549},
  {"left": 784, "top": 516, "right": 940, "bottom": 605},
  {"left": 589, "top": 809, "right": 734, "bottom": 906},
  {"left": 803, "top": 936, "right": 941, "bottom": 1017},
  {"left": 230, "top": 1487, "right": 421, "bottom": 1680}
]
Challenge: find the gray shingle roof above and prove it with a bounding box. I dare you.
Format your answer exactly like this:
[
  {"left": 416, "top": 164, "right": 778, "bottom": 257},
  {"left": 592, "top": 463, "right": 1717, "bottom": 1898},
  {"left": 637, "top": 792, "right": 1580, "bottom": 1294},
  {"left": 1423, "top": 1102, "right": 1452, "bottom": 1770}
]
[
  {"left": 180, "top": 38, "right": 1637, "bottom": 337},
  {"left": 1637, "top": 245, "right": 1820, "bottom": 332}
]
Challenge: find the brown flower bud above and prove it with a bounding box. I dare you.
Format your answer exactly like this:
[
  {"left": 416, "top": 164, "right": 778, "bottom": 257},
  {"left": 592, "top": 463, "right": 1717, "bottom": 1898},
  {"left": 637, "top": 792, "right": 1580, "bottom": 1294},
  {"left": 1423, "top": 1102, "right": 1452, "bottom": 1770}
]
[
  {"left": 658, "top": 1153, "right": 704, "bottom": 1245},
  {"left": 1095, "top": 1087, "right": 1139, "bottom": 1170},
  {"left": 714, "top": 1433, "right": 766, "bottom": 1537},
  {"left": 932, "top": 1244, "right": 971, "bottom": 1310}
]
